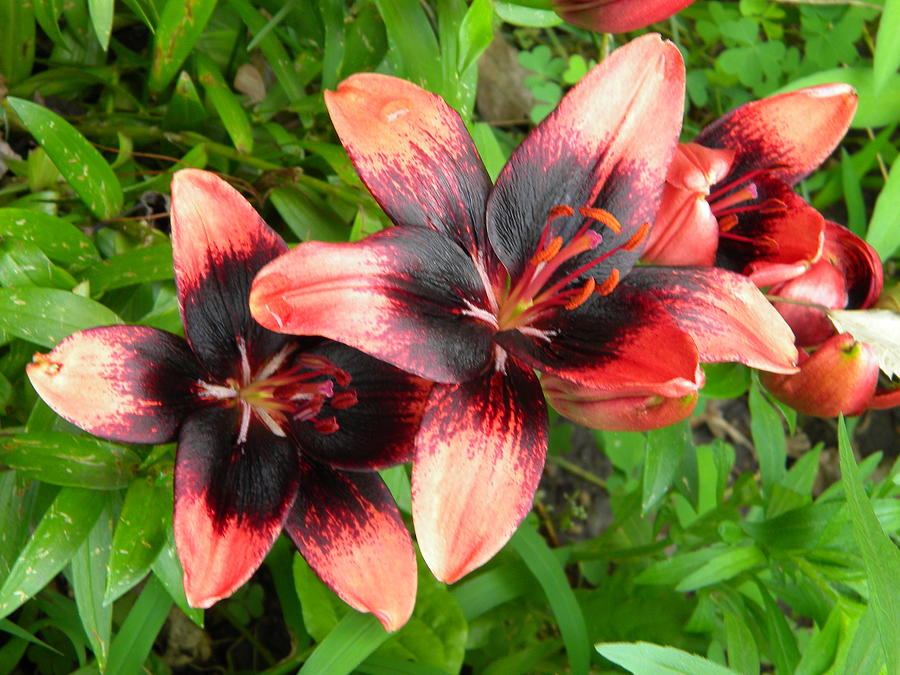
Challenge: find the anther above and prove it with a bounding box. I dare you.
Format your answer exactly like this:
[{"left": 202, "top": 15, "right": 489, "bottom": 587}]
[
  {"left": 622, "top": 223, "right": 650, "bottom": 251},
  {"left": 313, "top": 417, "right": 339, "bottom": 434},
  {"left": 531, "top": 236, "right": 564, "bottom": 265},
  {"left": 564, "top": 278, "right": 596, "bottom": 310},
  {"left": 595, "top": 269, "right": 620, "bottom": 296},
  {"left": 718, "top": 214, "right": 739, "bottom": 232},
  {"left": 579, "top": 207, "right": 622, "bottom": 234},
  {"left": 330, "top": 391, "right": 358, "bottom": 409},
  {"left": 760, "top": 198, "right": 787, "bottom": 214}
]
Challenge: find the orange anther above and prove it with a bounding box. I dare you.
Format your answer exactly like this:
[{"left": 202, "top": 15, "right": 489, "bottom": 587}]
[
  {"left": 622, "top": 223, "right": 650, "bottom": 251},
  {"left": 531, "top": 236, "right": 563, "bottom": 264},
  {"left": 565, "top": 278, "right": 596, "bottom": 310},
  {"left": 718, "top": 214, "right": 739, "bottom": 232},
  {"left": 595, "top": 268, "right": 620, "bottom": 296},
  {"left": 759, "top": 236, "right": 779, "bottom": 252},
  {"left": 548, "top": 205, "right": 575, "bottom": 220},
  {"left": 760, "top": 198, "right": 787, "bottom": 214},
  {"left": 579, "top": 206, "right": 622, "bottom": 234}
]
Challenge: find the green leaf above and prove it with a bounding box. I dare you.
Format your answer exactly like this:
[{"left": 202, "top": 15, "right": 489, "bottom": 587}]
[
  {"left": 298, "top": 612, "right": 390, "bottom": 675},
  {"left": 840, "top": 149, "right": 867, "bottom": 237},
  {"left": 867, "top": 151, "right": 900, "bottom": 261},
  {"left": 597, "top": 642, "right": 741, "bottom": 675},
  {"left": 642, "top": 420, "right": 691, "bottom": 514},
  {"left": 151, "top": 534, "right": 204, "bottom": 626},
  {"left": 7, "top": 98, "right": 123, "bottom": 219},
  {"left": 754, "top": 582, "right": 800, "bottom": 673},
  {"left": 458, "top": 0, "right": 493, "bottom": 73},
  {"left": 0, "top": 487, "right": 107, "bottom": 620},
  {"left": 0, "top": 209, "right": 100, "bottom": 270},
  {"left": 0, "top": 287, "right": 120, "bottom": 348},
  {"left": 162, "top": 70, "right": 208, "bottom": 131},
  {"left": 70, "top": 501, "right": 113, "bottom": 670},
  {"left": 104, "top": 575, "right": 172, "bottom": 675},
  {"left": 511, "top": 527, "right": 590, "bottom": 675},
  {"left": 148, "top": 0, "right": 218, "bottom": 93},
  {"left": 87, "top": 0, "right": 114, "bottom": 50},
  {"left": 32, "top": 0, "right": 64, "bottom": 45},
  {"left": 0, "top": 0, "right": 35, "bottom": 86},
  {"left": 84, "top": 244, "right": 174, "bottom": 295},
  {"left": 701, "top": 363, "right": 751, "bottom": 399},
  {"left": 837, "top": 416, "right": 900, "bottom": 675},
  {"left": 676, "top": 546, "right": 766, "bottom": 592},
  {"left": 493, "top": 2, "right": 562, "bottom": 28},
  {"left": 106, "top": 477, "right": 171, "bottom": 604},
  {"left": 843, "top": 605, "right": 888, "bottom": 675},
  {"left": 269, "top": 186, "right": 348, "bottom": 243},
  {"left": 0, "top": 433, "right": 140, "bottom": 489},
  {"left": 196, "top": 54, "right": 254, "bottom": 154},
  {"left": 450, "top": 561, "right": 532, "bottom": 621},
  {"left": 375, "top": 0, "right": 442, "bottom": 92},
  {"left": 723, "top": 610, "right": 759, "bottom": 675},
  {"left": 0, "top": 240, "right": 77, "bottom": 290},
  {"left": 748, "top": 378, "right": 786, "bottom": 494},
  {"left": 794, "top": 602, "right": 842, "bottom": 675},
  {"left": 293, "top": 553, "right": 345, "bottom": 641},
  {"left": 874, "top": 0, "right": 900, "bottom": 96}
]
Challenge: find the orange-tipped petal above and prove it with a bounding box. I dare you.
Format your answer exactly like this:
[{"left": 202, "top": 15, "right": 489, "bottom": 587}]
[
  {"left": 412, "top": 365, "right": 547, "bottom": 584},
  {"left": 26, "top": 326, "right": 201, "bottom": 444},
  {"left": 554, "top": 0, "right": 695, "bottom": 33},
  {"left": 174, "top": 408, "right": 299, "bottom": 608},
  {"left": 761, "top": 333, "right": 879, "bottom": 417},
  {"left": 286, "top": 460, "right": 417, "bottom": 632}
]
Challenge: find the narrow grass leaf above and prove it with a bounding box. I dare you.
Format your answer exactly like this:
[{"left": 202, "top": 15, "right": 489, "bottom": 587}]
[
  {"left": 676, "top": 546, "right": 766, "bottom": 592},
  {"left": 374, "top": 0, "right": 442, "bottom": 92},
  {"left": 104, "top": 575, "right": 171, "bottom": 675},
  {"left": 748, "top": 378, "right": 786, "bottom": 494},
  {"left": 794, "top": 603, "right": 842, "bottom": 675},
  {"left": 837, "top": 416, "right": 900, "bottom": 675},
  {"left": 840, "top": 149, "right": 866, "bottom": 237},
  {"left": 32, "top": 0, "right": 64, "bottom": 44},
  {"left": 0, "top": 487, "right": 107, "bottom": 620},
  {"left": 458, "top": 0, "right": 493, "bottom": 73},
  {"left": 723, "top": 610, "right": 759, "bottom": 675},
  {"left": 843, "top": 605, "right": 887, "bottom": 675},
  {"left": 298, "top": 612, "right": 390, "bottom": 675},
  {"left": 867, "top": 151, "right": 900, "bottom": 261},
  {"left": 0, "top": 433, "right": 140, "bottom": 490},
  {"left": 0, "top": 287, "right": 120, "bottom": 348},
  {"left": 642, "top": 420, "right": 691, "bottom": 514},
  {"left": 269, "top": 186, "right": 348, "bottom": 243},
  {"left": 7, "top": 98, "right": 123, "bottom": 219},
  {"left": 87, "top": 0, "right": 114, "bottom": 50},
  {"left": 148, "top": 0, "right": 217, "bottom": 93},
  {"left": 70, "top": 502, "right": 113, "bottom": 670},
  {"left": 874, "top": 0, "right": 900, "bottom": 96},
  {"left": 0, "top": 0, "right": 35, "bottom": 86},
  {"left": 754, "top": 582, "right": 800, "bottom": 673},
  {"left": 511, "top": 527, "right": 590, "bottom": 675},
  {"left": 450, "top": 561, "right": 532, "bottom": 621},
  {"left": 151, "top": 535, "right": 204, "bottom": 626},
  {"left": 597, "top": 641, "right": 741, "bottom": 674},
  {"left": 196, "top": 54, "right": 254, "bottom": 154}
]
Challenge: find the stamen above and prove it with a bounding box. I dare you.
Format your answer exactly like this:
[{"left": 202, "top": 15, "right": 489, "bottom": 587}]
[
  {"left": 595, "top": 268, "right": 620, "bottom": 296},
  {"left": 579, "top": 206, "right": 622, "bottom": 234},
  {"left": 197, "top": 381, "right": 238, "bottom": 400},
  {"left": 622, "top": 223, "right": 650, "bottom": 251},
  {"left": 564, "top": 278, "right": 596, "bottom": 310},
  {"left": 718, "top": 214, "right": 739, "bottom": 232},
  {"left": 533, "top": 205, "right": 575, "bottom": 258},
  {"left": 531, "top": 236, "right": 563, "bottom": 265},
  {"left": 236, "top": 337, "right": 251, "bottom": 385},
  {"left": 313, "top": 417, "right": 339, "bottom": 434},
  {"left": 237, "top": 401, "right": 251, "bottom": 445},
  {"left": 256, "top": 407, "right": 287, "bottom": 437},
  {"left": 330, "top": 391, "right": 358, "bottom": 409}
]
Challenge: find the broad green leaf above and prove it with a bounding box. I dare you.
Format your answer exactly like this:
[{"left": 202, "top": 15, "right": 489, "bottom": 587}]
[
  {"left": 777, "top": 68, "right": 900, "bottom": 128},
  {"left": 866, "top": 151, "right": 900, "bottom": 261},
  {"left": 32, "top": 0, "right": 64, "bottom": 44},
  {"left": 874, "top": 0, "right": 900, "bottom": 95},
  {"left": 84, "top": 244, "right": 174, "bottom": 295},
  {"left": 0, "top": 474, "right": 40, "bottom": 579},
  {"left": 597, "top": 642, "right": 741, "bottom": 675},
  {"left": 634, "top": 547, "right": 724, "bottom": 586},
  {"left": 0, "top": 0, "right": 35, "bottom": 86},
  {"left": 642, "top": 420, "right": 691, "bottom": 514},
  {"left": 837, "top": 416, "right": 900, "bottom": 675},
  {"left": 511, "top": 527, "right": 590, "bottom": 675},
  {"left": 843, "top": 605, "right": 888, "bottom": 675},
  {"left": 0, "top": 487, "right": 107, "bottom": 620},
  {"left": 151, "top": 534, "right": 204, "bottom": 626},
  {"left": 299, "top": 612, "right": 390, "bottom": 675},
  {"left": 196, "top": 54, "right": 254, "bottom": 154},
  {"left": 458, "top": 0, "right": 493, "bottom": 73},
  {"left": 723, "top": 610, "right": 759, "bottom": 675},
  {"left": 701, "top": 363, "right": 751, "bottom": 399},
  {"left": 269, "top": 186, "right": 347, "bottom": 243},
  {"left": 375, "top": 0, "right": 442, "bottom": 92},
  {"left": 162, "top": 71, "right": 207, "bottom": 131},
  {"left": 0, "top": 240, "right": 77, "bottom": 289},
  {"left": 106, "top": 477, "right": 171, "bottom": 604},
  {"left": 319, "top": 0, "right": 346, "bottom": 91},
  {"left": 794, "top": 602, "right": 842, "bottom": 675},
  {"left": 676, "top": 546, "right": 766, "bottom": 592},
  {"left": 7, "top": 98, "right": 124, "bottom": 219},
  {"left": 493, "top": 1, "right": 562, "bottom": 27},
  {"left": 450, "top": 561, "right": 532, "bottom": 621},
  {"left": 748, "top": 378, "right": 786, "bottom": 494},
  {"left": 293, "top": 553, "right": 345, "bottom": 641},
  {"left": 0, "top": 433, "right": 140, "bottom": 489},
  {"left": 148, "top": 0, "right": 218, "bottom": 93},
  {"left": 0, "top": 287, "right": 120, "bottom": 348},
  {"left": 88, "top": 0, "right": 114, "bottom": 50},
  {"left": 70, "top": 502, "right": 113, "bottom": 670},
  {"left": 104, "top": 575, "right": 171, "bottom": 675},
  {"left": 471, "top": 122, "right": 508, "bottom": 182},
  {"left": 0, "top": 209, "right": 99, "bottom": 269}
]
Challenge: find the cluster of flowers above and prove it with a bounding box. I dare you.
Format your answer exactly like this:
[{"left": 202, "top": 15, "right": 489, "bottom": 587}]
[{"left": 26, "top": 34, "right": 895, "bottom": 631}]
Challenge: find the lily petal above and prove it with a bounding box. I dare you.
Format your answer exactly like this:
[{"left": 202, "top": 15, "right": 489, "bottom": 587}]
[
  {"left": 26, "top": 326, "right": 200, "bottom": 444},
  {"left": 695, "top": 84, "right": 857, "bottom": 186},
  {"left": 291, "top": 341, "right": 432, "bottom": 470},
  {"left": 822, "top": 221, "right": 883, "bottom": 310},
  {"left": 286, "top": 458, "right": 416, "bottom": 632},
  {"left": 174, "top": 407, "right": 299, "bottom": 608},
  {"left": 325, "top": 73, "right": 493, "bottom": 259},
  {"left": 554, "top": 0, "right": 695, "bottom": 33},
  {"left": 760, "top": 333, "right": 878, "bottom": 417},
  {"left": 621, "top": 266, "right": 799, "bottom": 373},
  {"left": 250, "top": 227, "right": 496, "bottom": 384},
  {"left": 412, "top": 365, "right": 547, "bottom": 584},
  {"left": 487, "top": 34, "right": 685, "bottom": 283},
  {"left": 170, "top": 169, "right": 290, "bottom": 378},
  {"left": 770, "top": 258, "right": 847, "bottom": 347},
  {"left": 496, "top": 290, "right": 700, "bottom": 397}
]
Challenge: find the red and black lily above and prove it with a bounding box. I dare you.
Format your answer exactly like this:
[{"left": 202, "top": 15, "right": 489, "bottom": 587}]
[
  {"left": 643, "top": 84, "right": 858, "bottom": 287},
  {"left": 552, "top": 0, "right": 696, "bottom": 33},
  {"left": 27, "top": 169, "right": 429, "bottom": 631},
  {"left": 250, "top": 35, "right": 798, "bottom": 584}
]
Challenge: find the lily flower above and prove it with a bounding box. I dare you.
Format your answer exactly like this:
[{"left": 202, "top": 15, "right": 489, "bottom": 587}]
[
  {"left": 769, "top": 220, "right": 883, "bottom": 347},
  {"left": 250, "top": 35, "right": 798, "bottom": 584},
  {"left": 761, "top": 333, "right": 900, "bottom": 417},
  {"left": 552, "top": 0, "right": 696, "bottom": 33},
  {"left": 27, "top": 169, "right": 428, "bottom": 631},
  {"left": 643, "top": 85, "right": 858, "bottom": 287}
]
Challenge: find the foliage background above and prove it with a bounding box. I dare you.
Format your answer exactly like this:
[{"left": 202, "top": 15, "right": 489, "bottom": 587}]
[{"left": 0, "top": 0, "right": 898, "bottom": 673}]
